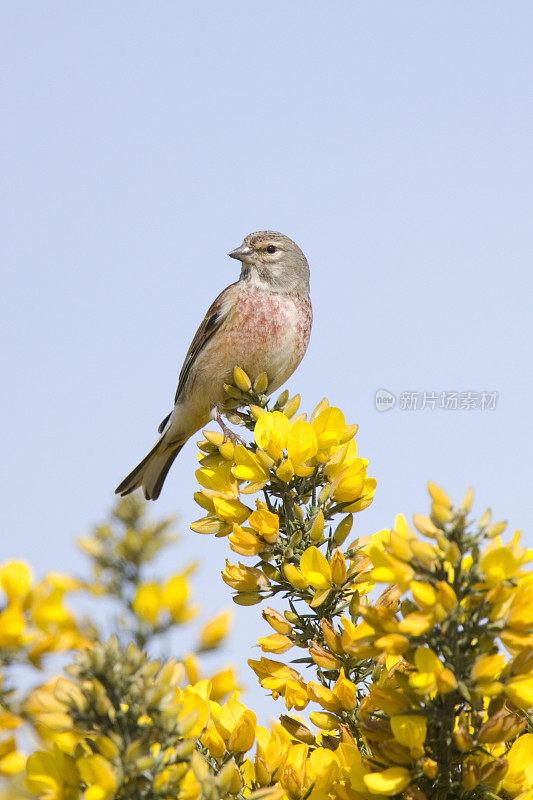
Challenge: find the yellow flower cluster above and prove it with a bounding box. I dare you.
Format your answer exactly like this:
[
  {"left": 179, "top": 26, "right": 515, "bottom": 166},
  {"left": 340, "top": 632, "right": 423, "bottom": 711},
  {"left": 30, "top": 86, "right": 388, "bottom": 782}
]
[
  {"left": 0, "top": 561, "right": 86, "bottom": 784},
  {"left": 192, "top": 388, "right": 375, "bottom": 546},
  {"left": 0, "top": 499, "right": 244, "bottom": 799},
  {"left": 3, "top": 383, "right": 533, "bottom": 800},
  {"left": 241, "top": 479, "right": 533, "bottom": 799},
  {"left": 0, "top": 561, "right": 83, "bottom": 663}
]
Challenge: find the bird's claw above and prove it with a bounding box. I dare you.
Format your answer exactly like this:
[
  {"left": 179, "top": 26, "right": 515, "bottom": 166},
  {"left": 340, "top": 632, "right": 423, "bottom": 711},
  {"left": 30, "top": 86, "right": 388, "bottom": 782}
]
[{"left": 215, "top": 413, "right": 247, "bottom": 446}]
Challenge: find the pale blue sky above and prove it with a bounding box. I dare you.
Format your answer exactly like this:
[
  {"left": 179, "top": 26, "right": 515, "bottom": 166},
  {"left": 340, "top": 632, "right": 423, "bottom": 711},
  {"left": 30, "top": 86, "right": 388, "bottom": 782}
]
[{"left": 2, "top": 2, "right": 532, "bottom": 720}]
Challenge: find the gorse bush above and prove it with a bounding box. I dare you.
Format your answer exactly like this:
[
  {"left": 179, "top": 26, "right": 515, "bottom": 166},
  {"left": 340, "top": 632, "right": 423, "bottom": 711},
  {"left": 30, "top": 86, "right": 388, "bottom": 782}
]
[{"left": 1, "top": 371, "right": 532, "bottom": 799}]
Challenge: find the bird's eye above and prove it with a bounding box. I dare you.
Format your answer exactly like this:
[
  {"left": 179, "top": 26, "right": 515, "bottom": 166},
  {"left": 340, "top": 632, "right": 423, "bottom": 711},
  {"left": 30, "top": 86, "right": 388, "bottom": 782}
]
[{"left": 266, "top": 245, "right": 276, "bottom": 254}]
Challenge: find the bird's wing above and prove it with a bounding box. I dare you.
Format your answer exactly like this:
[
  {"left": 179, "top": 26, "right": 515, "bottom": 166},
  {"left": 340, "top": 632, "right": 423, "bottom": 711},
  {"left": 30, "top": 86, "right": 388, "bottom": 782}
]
[{"left": 173, "top": 281, "right": 239, "bottom": 405}]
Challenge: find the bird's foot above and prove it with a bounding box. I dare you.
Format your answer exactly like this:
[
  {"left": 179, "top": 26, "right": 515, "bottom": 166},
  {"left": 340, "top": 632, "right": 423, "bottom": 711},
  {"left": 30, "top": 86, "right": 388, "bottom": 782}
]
[{"left": 215, "top": 413, "right": 247, "bottom": 446}]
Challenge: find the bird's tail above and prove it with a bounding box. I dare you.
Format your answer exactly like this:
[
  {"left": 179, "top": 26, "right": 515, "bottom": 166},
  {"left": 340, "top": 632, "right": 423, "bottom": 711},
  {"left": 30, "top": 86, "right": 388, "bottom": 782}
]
[{"left": 115, "top": 436, "right": 185, "bottom": 501}]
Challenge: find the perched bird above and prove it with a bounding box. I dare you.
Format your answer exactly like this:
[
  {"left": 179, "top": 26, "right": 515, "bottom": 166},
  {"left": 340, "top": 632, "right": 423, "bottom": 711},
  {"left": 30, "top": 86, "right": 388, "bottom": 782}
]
[{"left": 115, "top": 230, "right": 312, "bottom": 500}]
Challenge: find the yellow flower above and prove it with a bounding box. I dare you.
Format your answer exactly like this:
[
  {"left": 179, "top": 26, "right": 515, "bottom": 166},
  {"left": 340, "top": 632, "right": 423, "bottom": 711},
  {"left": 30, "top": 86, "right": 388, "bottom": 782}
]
[
  {"left": 232, "top": 445, "right": 270, "bottom": 488},
  {"left": 0, "top": 604, "right": 27, "bottom": 648},
  {"left": 282, "top": 563, "right": 308, "bottom": 590},
  {"left": 368, "top": 544, "right": 414, "bottom": 587},
  {"left": 198, "top": 610, "right": 232, "bottom": 651},
  {"left": 324, "top": 439, "right": 359, "bottom": 480},
  {"left": 506, "top": 581, "right": 533, "bottom": 631},
  {"left": 216, "top": 692, "right": 256, "bottom": 753},
  {"left": 209, "top": 667, "right": 240, "bottom": 702},
  {"left": 228, "top": 525, "right": 264, "bottom": 557},
  {"left": 248, "top": 502, "right": 280, "bottom": 542},
  {"left": 0, "top": 737, "right": 25, "bottom": 776},
  {"left": 76, "top": 753, "right": 117, "bottom": 800},
  {"left": 409, "top": 646, "right": 458, "bottom": 695},
  {"left": 363, "top": 766, "right": 411, "bottom": 794},
  {"left": 254, "top": 411, "right": 291, "bottom": 461},
  {"left": 228, "top": 709, "right": 256, "bottom": 753},
  {"left": 195, "top": 455, "right": 238, "bottom": 499},
  {"left": 503, "top": 733, "right": 533, "bottom": 794},
  {"left": 212, "top": 496, "right": 250, "bottom": 525},
  {"left": 481, "top": 546, "right": 524, "bottom": 585},
  {"left": 221, "top": 561, "right": 270, "bottom": 593},
  {"left": 505, "top": 675, "right": 533, "bottom": 710},
  {"left": 257, "top": 633, "right": 293, "bottom": 654},
  {"left": 248, "top": 659, "right": 308, "bottom": 710},
  {"left": 390, "top": 714, "right": 427, "bottom": 758},
  {"left": 332, "top": 668, "right": 357, "bottom": 710},
  {"left": 25, "top": 745, "right": 79, "bottom": 799},
  {"left": 309, "top": 642, "right": 342, "bottom": 670},
  {"left": 163, "top": 574, "right": 196, "bottom": 623},
  {"left": 307, "top": 682, "right": 342, "bottom": 713},
  {"left": 311, "top": 406, "right": 347, "bottom": 459},
  {"left": 177, "top": 680, "right": 211, "bottom": 738},
  {"left": 132, "top": 582, "right": 164, "bottom": 626},
  {"left": 299, "top": 546, "right": 331, "bottom": 590},
  {"left": 471, "top": 653, "right": 505, "bottom": 694},
  {"left": 330, "top": 461, "right": 366, "bottom": 503},
  {"left": 262, "top": 607, "right": 292, "bottom": 635},
  {"left": 276, "top": 458, "right": 295, "bottom": 482},
  {"left": 279, "top": 743, "right": 308, "bottom": 799},
  {"left": 286, "top": 420, "right": 318, "bottom": 474},
  {"left": 200, "top": 720, "right": 226, "bottom": 759},
  {"left": 0, "top": 561, "right": 32, "bottom": 602}
]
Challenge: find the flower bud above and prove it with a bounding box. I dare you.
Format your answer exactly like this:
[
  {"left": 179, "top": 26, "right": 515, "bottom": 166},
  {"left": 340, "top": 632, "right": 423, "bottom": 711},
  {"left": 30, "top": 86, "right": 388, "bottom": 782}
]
[
  {"left": 432, "top": 503, "right": 453, "bottom": 524},
  {"left": 309, "top": 711, "right": 340, "bottom": 731},
  {"left": 486, "top": 520, "right": 507, "bottom": 538},
  {"left": 319, "top": 619, "right": 343, "bottom": 654},
  {"left": 233, "top": 367, "right": 252, "bottom": 392},
  {"left": 331, "top": 549, "right": 347, "bottom": 585},
  {"left": 232, "top": 592, "right": 263, "bottom": 606},
  {"left": 479, "top": 509, "right": 492, "bottom": 528},
  {"left": 413, "top": 514, "right": 440, "bottom": 538},
  {"left": 275, "top": 389, "right": 289, "bottom": 408},
  {"left": 309, "top": 642, "right": 341, "bottom": 670},
  {"left": 259, "top": 563, "right": 280, "bottom": 581},
  {"left": 203, "top": 429, "right": 225, "bottom": 446},
  {"left": 318, "top": 483, "right": 331, "bottom": 504},
  {"left": 276, "top": 459, "right": 294, "bottom": 482},
  {"left": 253, "top": 372, "right": 269, "bottom": 393},
  {"left": 283, "top": 395, "right": 301, "bottom": 418},
  {"left": 427, "top": 481, "right": 452, "bottom": 508},
  {"left": 279, "top": 715, "right": 316, "bottom": 744},
  {"left": 460, "top": 487, "right": 474, "bottom": 512},
  {"left": 422, "top": 758, "right": 438, "bottom": 779},
  {"left": 334, "top": 514, "right": 353, "bottom": 545},
  {"left": 310, "top": 509, "right": 325, "bottom": 542},
  {"left": 218, "top": 441, "right": 235, "bottom": 460},
  {"left": 461, "top": 760, "right": 478, "bottom": 791},
  {"left": 284, "top": 611, "right": 299, "bottom": 624}
]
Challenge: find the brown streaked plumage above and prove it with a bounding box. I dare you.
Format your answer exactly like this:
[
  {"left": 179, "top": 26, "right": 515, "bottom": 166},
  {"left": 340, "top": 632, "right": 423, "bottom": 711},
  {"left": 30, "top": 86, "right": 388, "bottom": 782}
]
[{"left": 115, "top": 231, "right": 312, "bottom": 500}]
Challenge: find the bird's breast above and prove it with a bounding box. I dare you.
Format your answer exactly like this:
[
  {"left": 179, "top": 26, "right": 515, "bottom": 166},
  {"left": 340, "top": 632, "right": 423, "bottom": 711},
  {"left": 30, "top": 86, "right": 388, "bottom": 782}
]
[{"left": 224, "top": 289, "right": 312, "bottom": 390}]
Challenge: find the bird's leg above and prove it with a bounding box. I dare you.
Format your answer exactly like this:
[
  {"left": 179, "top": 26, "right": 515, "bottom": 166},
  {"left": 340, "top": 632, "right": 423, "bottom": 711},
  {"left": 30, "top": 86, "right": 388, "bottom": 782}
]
[{"left": 212, "top": 410, "right": 247, "bottom": 446}]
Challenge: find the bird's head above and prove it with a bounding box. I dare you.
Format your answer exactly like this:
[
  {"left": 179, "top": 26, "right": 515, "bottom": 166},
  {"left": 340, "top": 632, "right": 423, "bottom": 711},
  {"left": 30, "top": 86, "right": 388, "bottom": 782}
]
[{"left": 229, "top": 231, "right": 310, "bottom": 294}]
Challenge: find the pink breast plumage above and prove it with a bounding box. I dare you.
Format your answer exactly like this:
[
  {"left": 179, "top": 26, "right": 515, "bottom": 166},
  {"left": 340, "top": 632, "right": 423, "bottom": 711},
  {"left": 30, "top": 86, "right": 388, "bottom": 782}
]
[{"left": 228, "top": 290, "right": 312, "bottom": 358}]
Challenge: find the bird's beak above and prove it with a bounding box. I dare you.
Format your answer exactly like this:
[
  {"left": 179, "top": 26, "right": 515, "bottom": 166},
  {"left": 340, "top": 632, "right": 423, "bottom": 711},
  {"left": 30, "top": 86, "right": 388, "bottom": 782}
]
[{"left": 229, "top": 244, "right": 253, "bottom": 262}]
